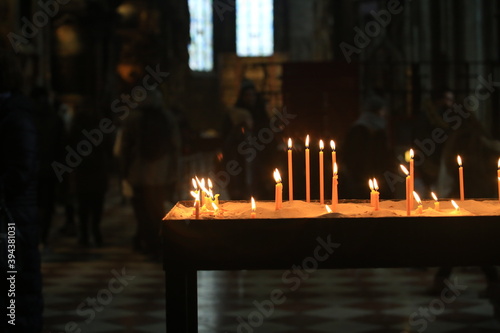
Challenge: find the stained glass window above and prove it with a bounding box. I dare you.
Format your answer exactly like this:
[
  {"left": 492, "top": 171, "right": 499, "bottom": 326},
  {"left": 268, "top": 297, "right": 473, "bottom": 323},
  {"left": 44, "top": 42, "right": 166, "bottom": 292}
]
[
  {"left": 236, "top": 0, "right": 274, "bottom": 57},
  {"left": 188, "top": 0, "right": 213, "bottom": 71}
]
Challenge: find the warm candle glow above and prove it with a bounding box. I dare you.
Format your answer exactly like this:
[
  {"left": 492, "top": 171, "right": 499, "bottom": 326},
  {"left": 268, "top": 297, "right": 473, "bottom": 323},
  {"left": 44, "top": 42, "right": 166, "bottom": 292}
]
[
  {"left": 331, "top": 162, "right": 339, "bottom": 211},
  {"left": 319, "top": 140, "right": 324, "bottom": 150},
  {"left": 369, "top": 179, "right": 374, "bottom": 191},
  {"left": 410, "top": 149, "right": 414, "bottom": 159},
  {"left": 211, "top": 202, "right": 219, "bottom": 213},
  {"left": 431, "top": 192, "right": 440, "bottom": 211},
  {"left": 457, "top": 155, "right": 464, "bottom": 201},
  {"left": 208, "top": 178, "right": 213, "bottom": 189},
  {"left": 412, "top": 191, "right": 422, "bottom": 205},
  {"left": 325, "top": 205, "right": 332, "bottom": 213},
  {"left": 400, "top": 165, "right": 410, "bottom": 216},
  {"left": 451, "top": 200, "right": 460, "bottom": 211},
  {"left": 251, "top": 197, "right": 256, "bottom": 218},
  {"left": 192, "top": 178, "right": 198, "bottom": 190},
  {"left": 369, "top": 179, "right": 374, "bottom": 206},
  {"left": 190, "top": 191, "right": 198, "bottom": 198},
  {"left": 305, "top": 135, "right": 310, "bottom": 202},
  {"left": 330, "top": 140, "right": 336, "bottom": 151},
  {"left": 400, "top": 164, "right": 409, "bottom": 176},
  {"left": 274, "top": 169, "right": 283, "bottom": 210},
  {"left": 413, "top": 191, "right": 422, "bottom": 214},
  {"left": 288, "top": 138, "right": 293, "bottom": 201},
  {"left": 274, "top": 169, "right": 282, "bottom": 183},
  {"left": 373, "top": 178, "right": 379, "bottom": 191}
]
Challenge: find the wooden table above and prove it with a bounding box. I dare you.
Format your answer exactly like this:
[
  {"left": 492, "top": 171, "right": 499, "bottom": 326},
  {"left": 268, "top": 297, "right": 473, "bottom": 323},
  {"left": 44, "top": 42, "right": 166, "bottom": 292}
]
[{"left": 162, "top": 203, "right": 500, "bottom": 332}]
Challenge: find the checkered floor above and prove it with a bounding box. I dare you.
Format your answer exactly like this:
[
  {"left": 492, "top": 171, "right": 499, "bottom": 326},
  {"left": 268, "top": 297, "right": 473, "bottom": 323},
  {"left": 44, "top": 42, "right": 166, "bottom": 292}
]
[{"left": 41, "top": 183, "right": 500, "bottom": 333}]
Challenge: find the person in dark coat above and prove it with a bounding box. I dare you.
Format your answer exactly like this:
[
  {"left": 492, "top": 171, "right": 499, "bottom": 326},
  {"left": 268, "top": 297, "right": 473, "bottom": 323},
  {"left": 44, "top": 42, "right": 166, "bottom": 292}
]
[
  {"left": 30, "top": 87, "right": 65, "bottom": 247},
  {"left": 69, "top": 102, "right": 112, "bottom": 247},
  {"left": 221, "top": 81, "right": 277, "bottom": 199},
  {"left": 339, "top": 95, "right": 393, "bottom": 199},
  {"left": 0, "top": 48, "right": 43, "bottom": 332}
]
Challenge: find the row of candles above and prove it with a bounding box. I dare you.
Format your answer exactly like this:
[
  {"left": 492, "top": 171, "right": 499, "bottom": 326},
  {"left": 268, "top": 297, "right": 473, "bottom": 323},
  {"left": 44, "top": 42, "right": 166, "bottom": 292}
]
[{"left": 190, "top": 135, "right": 500, "bottom": 219}]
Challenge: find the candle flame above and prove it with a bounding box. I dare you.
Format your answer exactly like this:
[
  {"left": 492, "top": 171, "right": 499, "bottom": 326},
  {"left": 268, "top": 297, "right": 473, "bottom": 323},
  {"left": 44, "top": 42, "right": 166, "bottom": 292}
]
[
  {"left": 319, "top": 140, "right": 324, "bottom": 150},
  {"left": 333, "top": 162, "right": 338, "bottom": 175},
  {"left": 305, "top": 135, "right": 310, "bottom": 148},
  {"left": 330, "top": 140, "right": 336, "bottom": 151},
  {"left": 498, "top": 158, "right": 500, "bottom": 169},
  {"left": 212, "top": 202, "right": 218, "bottom": 211},
  {"left": 274, "top": 169, "right": 282, "bottom": 183},
  {"left": 190, "top": 191, "right": 198, "bottom": 198},
  {"left": 451, "top": 200, "right": 460, "bottom": 211},
  {"left": 369, "top": 179, "right": 374, "bottom": 191},
  {"left": 431, "top": 192, "right": 438, "bottom": 201},
  {"left": 208, "top": 178, "right": 213, "bottom": 189},
  {"left": 288, "top": 138, "right": 292, "bottom": 149},
  {"left": 251, "top": 197, "right": 256, "bottom": 211},
  {"left": 457, "top": 155, "right": 462, "bottom": 167},
  {"left": 192, "top": 178, "right": 198, "bottom": 190},
  {"left": 400, "top": 164, "right": 410, "bottom": 176},
  {"left": 410, "top": 149, "right": 414, "bottom": 159},
  {"left": 373, "top": 178, "right": 379, "bottom": 191},
  {"left": 200, "top": 178, "right": 206, "bottom": 188},
  {"left": 412, "top": 191, "right": 422, "bottom": 204},
  {"left": 325, "top": 205, "right": 332, "bottom": 213}
]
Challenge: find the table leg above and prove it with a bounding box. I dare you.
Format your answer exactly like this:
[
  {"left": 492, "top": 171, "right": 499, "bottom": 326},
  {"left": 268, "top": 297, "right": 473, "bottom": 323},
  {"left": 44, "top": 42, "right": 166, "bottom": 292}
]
[{"left": 165, "top": 269, "right": 198, "bottom": 332}]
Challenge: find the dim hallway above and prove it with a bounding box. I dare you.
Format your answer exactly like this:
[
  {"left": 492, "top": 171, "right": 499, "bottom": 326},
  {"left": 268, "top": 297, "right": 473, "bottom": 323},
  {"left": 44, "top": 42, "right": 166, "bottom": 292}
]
[{"left": 39, "top": 178, "right": 500, "bottom": 333}]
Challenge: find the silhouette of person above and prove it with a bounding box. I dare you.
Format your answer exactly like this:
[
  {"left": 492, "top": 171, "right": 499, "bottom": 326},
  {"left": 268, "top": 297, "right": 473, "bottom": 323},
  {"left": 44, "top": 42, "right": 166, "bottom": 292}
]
[
  {"left": 69, "top": 101, "right": 112, "bottom": 247},
  {"left": 119, "top": 89, "right": 180, "bottom": 258},
  {"left": 30, "top": 87, "right": 65, "bottom": 248},
  {"left": 221, "top": 81, "right": 276, "bottom": 199},
  {"left": 340, "top": 95, "right": 393, "bottom": 199},
  {"left": 0, "top": 47, "right": 43, "bottom": 332}
]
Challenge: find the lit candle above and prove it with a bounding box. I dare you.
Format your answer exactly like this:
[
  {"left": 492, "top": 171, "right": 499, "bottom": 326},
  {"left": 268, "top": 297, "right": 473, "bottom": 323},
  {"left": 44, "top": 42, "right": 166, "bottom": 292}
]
[
  {"left": 413, "top": 191, "right": 422, "bottom": 214},
  {"left": 200, "top": 178, "right": 206, "bottom": 207},
  {"left": 373, "top": 178, "right": 380, "bottom": 211},
  {"left": 330, "top": 140, "right": 336, "bottom": 170},
  {"left": 251, "top": 197, "right": 256, "bottom": 219},
  {"left": 451, "top": 199, "right": 460, "bottom": 212},
  {"left": 194, "top": 200, "right": 200, "bottom": 219},
  {"left": 400, "top": 165, "right": 410, "bottom": 216},
  {"left": 369, "top": 179, "right": 375, "bottom": 206},
  {"left": 431, "top": 192, "right": 440, "bottom": 211},
  {"left": 305, "top": 135, "right": 310, "bottom": 202},
  {"left": 319, "top": 140, "right": 324, "bottom": 204},
  {"left": 457, "top": 155, "right": 464, "bottom": 201},
  {"left": 274, "top": 169, "right": 283, "bottom": 210},
  {"left": 325, "top": 205, "right": 332, "bottom": 213},
  {"left": 211, "top": 202, "right": 219, "bottom": 215},
  {"left": 497, "top": 158, "right": 500, "bottom": 203},
  {"left": 332, "top": 162, "right": 338, "bottom": 212},
  {"left": 410, "top": 149, "right": 415, "bottom": 210},
  {"left": 288, "top": 138, "right": 293, "bottom": 201}
]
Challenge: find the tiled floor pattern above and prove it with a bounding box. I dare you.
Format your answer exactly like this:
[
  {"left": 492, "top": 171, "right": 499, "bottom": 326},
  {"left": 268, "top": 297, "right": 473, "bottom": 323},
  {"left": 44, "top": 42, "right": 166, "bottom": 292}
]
[{"left": 41, "top": 192, "right": 500, "bottom": 332}]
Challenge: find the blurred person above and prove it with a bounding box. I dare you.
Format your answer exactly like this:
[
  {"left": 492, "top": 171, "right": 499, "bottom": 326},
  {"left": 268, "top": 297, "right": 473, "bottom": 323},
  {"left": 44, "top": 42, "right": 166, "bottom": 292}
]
[
  {"left": 0, "top": 47, "right": 43, "bottom": 332},
  {"left": 414, "top": 89, "right": 455, "bottom": 194},
  {"left": 119, "top": 89, "right": 180, "bottom": 258},
  {"left": 221, "top": 80, "right": 277, "bottom": 199},
  {"left": 339, "top": 94, "right": 394, "bottom": 199},
  {"left": 420, "top": 89, "right": 500, "bottom": 320},
  {"left": 69, "top": 102, "right": 112, "bottom": 247},
  {"left": 30, "top": 87, "right": 65, "bottom": 248}
]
